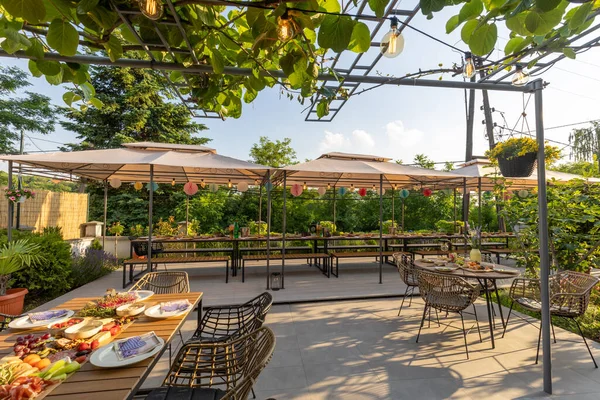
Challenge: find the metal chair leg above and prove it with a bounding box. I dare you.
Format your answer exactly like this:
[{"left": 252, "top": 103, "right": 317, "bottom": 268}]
[
  {"left": 535, "top": 319, "right": 542, "bottom": 365},
  {"left": 416, "top": 305, "right": 429, "bottom": 343},
  {"left": 459, "top": 311, "right": 469, "bottom": 360},
  {"left": 251, "top": 387, "right": 256, "bottom": 399},
  {"left": 473, "top": 304, "right": 482, "bottom": 343},
  {"left": 502, "top": 300, "right": 514, "bottom": 338},
  {"left": 408, "top": 289, "right": 414, "bottom": 307},
  {"left": 551, "top": 318, "right": 556, "bottom": 344},
  {"left": 398, "top": 286, "right": 409, "bottom": 316},
  {"left": 574, "top": 318, "right": 598, "bottom": 368}
]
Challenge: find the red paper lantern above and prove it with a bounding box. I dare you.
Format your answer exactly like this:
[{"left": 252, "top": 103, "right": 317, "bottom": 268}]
[
  {"left": 358, "top": 188, "right": 367, "bottom": 197},
  {"left": 183, "top": 181, "right": 199, "bottom": 196},
  {"left": 423, "top": 188, "right": 433, "bottom": 197}
]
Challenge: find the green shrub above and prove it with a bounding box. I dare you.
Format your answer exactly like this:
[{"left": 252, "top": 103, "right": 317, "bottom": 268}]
[
  {"left": 319, "top": 221, "right": 336, "bottom": 233},
  {"left": 72, "top": 249, "right": 118, "bottom": 289},
  {"left": 435, "top": 220, "right": 464, "bottom": 234},
  {"left": 382, "top": 220, "right": 397, "bottom": 232},
  {"left": 129, "top": 224, "right": 147, "bottom": 237},
  {"left": 249, "top": 220, "right": 267, "bottom": 235},
  {"left": 90, "top": 238, "right": 103, "bottom": 250}
]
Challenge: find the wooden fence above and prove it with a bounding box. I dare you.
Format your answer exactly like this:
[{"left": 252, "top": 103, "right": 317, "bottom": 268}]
[{"left": 0, "top": 189, "right": 88, "bottom": 239}]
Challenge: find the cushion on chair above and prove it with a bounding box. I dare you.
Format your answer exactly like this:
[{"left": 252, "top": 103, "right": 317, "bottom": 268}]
[{"left": 146, "top": 386, "right": 226, "bottom": 400}]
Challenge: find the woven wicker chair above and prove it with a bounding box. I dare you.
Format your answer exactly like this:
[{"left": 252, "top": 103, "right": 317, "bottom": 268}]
[
  {"left": 190, "top": 292, "right": 273, "bottom": 342},
  {"left": 416, "top": 270, "right": 481, "bottom": 359},
  {"left": 129, "top": 271, "right": 190, "bottom": 294},
  {"left": 393, "top": 252, "right": 419, "bottom": 316},
  {"left": 145, "top": 327, "right": 276, "bottom": 400},
  {"left": 503, "top": 270, "right": 599, "bottom": 367},
  {"left": 0, "top": 313, "right": 22, "bottom": 332}
]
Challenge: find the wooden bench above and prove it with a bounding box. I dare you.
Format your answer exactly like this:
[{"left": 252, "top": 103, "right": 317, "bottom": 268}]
[
  {"left": 241, "top": 253, "right": 330, "bottom": 281},
  {"left": 122, "top": 256, "right": 230, "bottom": 288},
  {"left": 317, "top": 245, "right": 380, "bottom": 251},
  {"left": 486, "top": 248, "right": 539, "bottom": 264},
  {"left": 329, "top": 251, "right": 409, "bottom": 277}
]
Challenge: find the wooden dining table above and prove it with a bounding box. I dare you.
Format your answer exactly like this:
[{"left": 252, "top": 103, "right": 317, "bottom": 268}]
[
  {"left": 414, "top": 259, "right": 520, "bottom": 349},
  {"left": 0, "top": 292, "right": 203, "bottom": 400}
]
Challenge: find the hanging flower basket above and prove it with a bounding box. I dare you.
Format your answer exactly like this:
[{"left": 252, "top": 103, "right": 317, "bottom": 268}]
[
  {"left": 4, "top": 188, "right": 35, "bottom": 204},
  {"left": 497, "top": 152, "right": 537, "bottom": 177}
]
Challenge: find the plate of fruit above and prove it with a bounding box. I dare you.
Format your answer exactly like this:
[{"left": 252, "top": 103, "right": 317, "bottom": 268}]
[{"left": 9, "top": 310, "right": 75, "bottom": 329}]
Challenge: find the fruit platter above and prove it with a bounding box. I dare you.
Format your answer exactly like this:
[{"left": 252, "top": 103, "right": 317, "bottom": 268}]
[{"left": 78, "top": 289, "right": 142, "bottom": 318}]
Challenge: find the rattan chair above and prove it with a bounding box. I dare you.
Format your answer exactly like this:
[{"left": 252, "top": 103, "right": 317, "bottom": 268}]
[
  {"left": 416, "top": 270, "right": 481, "bottom": 359},
  {"left": 503, "top": 270, "right": 599, "bottom": 367},
  {"left": 0, "top": 313, "right": 22, "bottom": 332},
  {"left": 190, "top": 292, "right": 273, "bottom": 342},
  {"left": 145, "top": 327, "right": 276, "bottom": 400},
  {"left": 393, "top": 252, "right": 419, "bottom": 316},
  {"left": 129, "top": 271, "right": 190, "bottom": 294}
]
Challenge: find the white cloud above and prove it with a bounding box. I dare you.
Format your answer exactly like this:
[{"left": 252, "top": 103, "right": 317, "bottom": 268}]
[
  {"left": 319, "top": 131, "right": 351, "bottom": 153},
  {"left": 351, "top": 130, "right": 375, "bottom": 149},
  {"left": 318, "top": 129, "right": 375, "bottom": 153},
  {"left": 385, "top": 120, "right": 424, "bottom": 148}
]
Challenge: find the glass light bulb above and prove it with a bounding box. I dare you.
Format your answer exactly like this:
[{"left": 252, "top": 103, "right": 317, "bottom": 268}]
[
  {"left": 463, "top": 53, "right": 476, "bottom": 79},
  {"left": 350, "top": 184, "right": 355, "bottom": 192},
  {"left": 228, "top": 179, "right": 232, "bottom": 188},
  {"left": 327, "top": 183, "right": 331, "bottom": 190},
  {"left": 303, "top": 182, "right": 307, "bottom": 190},
  {"left": 277, "top": 15, "right": 295, "bottom": 42},
  {"left": 201, "top": 180, "right": 206, "bottom": 188},
  {"left": 512, "top": 66, "right": 529, "bottom": 87},
  {"left": 139, "top": 0, "right": 163, "bottom": 20},
  {"left": 171, "top": 178, "right": 176, "bottom": 186},
  {"left": 380, "top": 29, "right": 404, "bottom": 58}
]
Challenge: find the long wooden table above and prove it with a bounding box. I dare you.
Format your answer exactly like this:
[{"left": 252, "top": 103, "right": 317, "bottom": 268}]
[{"left": 0, "top": 292, "right": 203, "bottom": 400}]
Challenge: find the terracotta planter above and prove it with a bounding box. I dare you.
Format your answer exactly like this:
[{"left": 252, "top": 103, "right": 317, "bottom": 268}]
[
  {"left": 498, "top": 152, "right": 537, "bottom": 178},
  {"left": 0, "top": 288, "right": 28, "bottom": 316}
]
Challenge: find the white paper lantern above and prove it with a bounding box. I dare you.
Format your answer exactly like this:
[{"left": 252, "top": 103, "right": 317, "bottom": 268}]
[
  {"left": 209, "top": 183, "right": 219, "bottom": 193},
  {"left": 317, "top": 187, "right": 327, "bottom": 196},
  {"left": 109, "top": 178, "right": 121, "bottom": 188},
  {"left": 237, "top": 182, "right": 248, "bottom": 192}
]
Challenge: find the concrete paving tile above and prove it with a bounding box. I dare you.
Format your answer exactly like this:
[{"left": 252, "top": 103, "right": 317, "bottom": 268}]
[
  {"left": 302, "top": 360, "right": 381, "bottom": 386},
  {"left": 255, "top": 366, "right": 308, "bottom": 391}
]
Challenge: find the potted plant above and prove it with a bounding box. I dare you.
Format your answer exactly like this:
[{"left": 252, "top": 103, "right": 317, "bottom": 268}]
[
  {"left": 485, "top": 137, "right": 561, "bottom": 177},
  {"left": 0, "top": 239, "right": 44, "bottom": 315}
]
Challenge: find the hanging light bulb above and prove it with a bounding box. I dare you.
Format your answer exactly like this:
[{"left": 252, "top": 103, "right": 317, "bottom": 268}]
[
  {"left": 303, "top": 182, "right": 307, "bottom": 190},
  {"left": 200, "top": 179, "right": 206, "bottom": 188},
  {"left": 171, "top": 178, "right": 176, "bottom": 186},
  {"left": 350, "top": 184, "right": 355, "bottom": 192},
  {"left": 463, "top": 52, "right": 476, "bottom": 79},
  {"left": 255, "top": 179, "right": 259, "bottom": 186},
  {"left": 380, "top": 17, "right": 404, "bottom": 58},
  {"left": 512, "top": 64, "right": 529, "bottom": 87},
  {"left": 372, "top": 184, "right": 376, "bottom": 191},
  {"left": 139, "top": 0, "right": 163, "bottom": 20},
  {"left": 277, "top": 10, "right": 295, "bottom": 42},
  {"left": 228, "top": 179, "right": 233, "bottom": 188},
  {"left": 327, "top": 183, "right": 331, "bottom": 190}
]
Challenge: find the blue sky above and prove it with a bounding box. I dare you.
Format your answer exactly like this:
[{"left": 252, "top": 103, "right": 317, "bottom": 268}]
[{"left": 3, "top": 5, "right": 600, "bottom": 167}]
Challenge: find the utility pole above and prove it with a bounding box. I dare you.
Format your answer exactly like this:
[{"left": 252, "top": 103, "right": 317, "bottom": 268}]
[{"left": 16, "top": 130, "right": 24, "bottom": 229}]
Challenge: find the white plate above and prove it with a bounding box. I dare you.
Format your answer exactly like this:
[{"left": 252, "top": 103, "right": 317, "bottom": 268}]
[
  {"left": 9, "top": 310, "right": 75, "bottom": 329},
  {"left": 119, "top": 290, "right": 154, "bottom": 302},
  {"left": 144, "top": 303, "right": 192, "bottom": 319},
  {"left": 434, "top": 266, "right": 457, "bottom": 272},
  {"left": 89, "top": 336, "right": 165, "bottom": 368}
]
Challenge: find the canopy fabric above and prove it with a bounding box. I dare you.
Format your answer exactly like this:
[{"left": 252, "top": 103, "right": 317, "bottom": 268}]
[
  {"left": 0, "top": 142, "right": 270, "bottom": 184},
  {"left": 453, "top": 159, "right": 600, "bottom": 190},
  {"left": 277, "top": 152, "right": 468, "bottom": 189}
]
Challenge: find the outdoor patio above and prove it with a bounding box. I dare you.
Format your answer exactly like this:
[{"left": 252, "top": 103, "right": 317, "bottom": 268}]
[{"left": 27, "top": 259, "right": 600, "bottom": 399}]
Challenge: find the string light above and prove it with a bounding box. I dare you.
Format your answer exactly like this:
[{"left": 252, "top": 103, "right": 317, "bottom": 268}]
[
  {"left": 350, "top": 184, "right": 355, "bottom": 192},
  {"left": 463, "top": 52, "right": 476, "bottom": 79},
  {"left": 303, "top": 182, "right": 307, "bottom": 190},
  {"left": 255, "top": 179, "right": 259, "bottom": 185},
  {"left": 372, "top": 184, "right": 376, "bottom": 191},
  {"left": 512, "top": 64, "right": 529, "bottom": 87},
  {"left": 380, "top": 17, "right": 404, "bottom": 58},
  {"left": 138, "top": 0, "right": 163, "bottom": 20},
  {"left": 171, "top": 178, "right": 176, "bottom": 186},
  {"left": 201, "top": 179, "right": 206, "bottom": 188},
  {"left": 228, "top": 179, "right": 233, "bottom": 188},
  {"left": 277, "top": 10, "right": 295, "bottom": 41},
  {"left": 327, "top": 183, "right": 331, "bottom": 190}
]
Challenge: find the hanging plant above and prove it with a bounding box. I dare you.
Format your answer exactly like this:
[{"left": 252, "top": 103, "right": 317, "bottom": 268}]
[
  {"left": 485, "top": 137, "right": 561, "bottom": 178},
  {"left": 4, "top": 188, "right": 35, "bottom": 204}
]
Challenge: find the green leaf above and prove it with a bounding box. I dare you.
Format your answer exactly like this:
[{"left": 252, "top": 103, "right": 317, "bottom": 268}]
[
  {"left": 43, "top": 0, "right": 73, "bottom": 21},
  {"left": 88, "top": 7, "right": 119, "bottom": 30},
  {"left": 317, "top": 15, "right": 355, "bottom": 53},
  {"left": 1, "top": 0, "right": 45, "bottom": 23},
  {"left": 35, "top": 60, "right": 61, "bottom": 76},
  {"left": 45, "top": 67, "right": 64, "bottom": 85},
  {"left": 28, "top": 60, "right": 43, "bottom": 77},
  {"left": 563, "top": 47, "right": 576, "bottom": 59},
  {"left": 77, "top": 0, "right": 99, "bottom": 14},
  {"left": 89, "top": 97, "right": 104, "bottom": 109},
  {"left": 210, "top": 51, "right": 225, "bottom": 74},
  {"left": 504, "top": 36, "right": 524, "bottom": 54},
  {"left": 537, "top": 0, "right": 562, "bottom": 12},
  {"left": 506, "top": 13, "right": 531, "bottom": 36},
  {"left": 459, "top": 0, "right": 483, "bottom": 23},
  {"left": 368, "top": 0, "right": 391, "bottom": 18},
  {"left": 248, "top": 75, "right": 266, "bottom": 91},
  {"left": 279, "top": 53, "right": 295, "bottom": 76},
  {"left": 24, "top": 37, "right": 45, "bottom": 60},
  {"left": 243, "top": 88, "right": 258, "bottom": 104},
  {"left": 525, "top": 8, "right": 564, "bottom": 35},
  {"left": 420, "top": 0, "right": 446, "bottom": 15},
  {"left": 303, "top": 28, "right": 316, "bottom": 44},
  {"left": 103, "top": 36, "right": 123, "bottom": 62},
  {"left": 47, "top": 19, "right": 79, "bottom": 56},
  {"left": 80, "top": 82, "right": 96, "bottom": 100},
  {"left": 348, "top": 22, "right": 371, "bottom": 53},
  {"left": 63, "top": 92, "right": 81, "bottom": 107},
  {"left": 468, "top": 22, "right": 497, "bottom": 56},
  {"left": 568, "top": 2, "right": 593, "bottom": 31},
  {"left": 316, "top": 100, "right": 329, "bottom": 118},
  {"left": 317, "top": 0, "right": 341, "bottom": 13},
  {"left": 482, "top": 0, "right": 506, "bottom": 11},
  {"left": 461, "top": 19, "right": 479, "bottom": 44},
  {"left": 446, "top": 15, "right": 460, "bottom": 34}
]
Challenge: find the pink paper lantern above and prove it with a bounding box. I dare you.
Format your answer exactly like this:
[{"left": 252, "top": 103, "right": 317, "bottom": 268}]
[
  {"left": 290, "top": 184, "right": 303, "bottom": 197},
  {"left": 358, "top": 188, "right": 367, "bottom": 197},
  {"left": 183, "top": 181, "right": 199, "bottom": 196},
  {"left": 423, "top": 188, "right": 433, "bottom": 197}
]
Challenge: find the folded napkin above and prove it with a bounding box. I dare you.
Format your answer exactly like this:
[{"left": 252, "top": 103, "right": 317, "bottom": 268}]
[
  {"left": 115, "top": 332, "right": 160, "bottom": 360},
  {"left": 28, "top": 309, "right": 69, "bottom": 323},
  {"left": 160, "top": 300, "right": 191, "bottom": 314}
]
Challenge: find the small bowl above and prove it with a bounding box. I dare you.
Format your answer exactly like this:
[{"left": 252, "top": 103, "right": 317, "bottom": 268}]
[
  {"left": 64, "top": 320, "right": 103, "bottom": 340},
  {"left": 116, "top": 303, "right": 146, "bottom": 317}
]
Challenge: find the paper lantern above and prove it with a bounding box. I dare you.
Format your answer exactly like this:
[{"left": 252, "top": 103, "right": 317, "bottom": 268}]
[
  {"left": 518, "top": 189, "right": 529, "bottom": 198},
  {"left": 338, "top": 187, "right": 347, "bottom": 195},
  {"left": 183, "top": 181, "right": 198, "bottom": 196},
  {"left": 264, "top": 181, "right": 273, "bottom": 191},
  {"left": 423, "top": 188, "right": 433, "bottom": 197},
  {"left": 209, "top": 183, "right": 219, "bottom": 193},
  {"left": 290, "top": 184, "right": 303, "bottom": 197},
  {"left": 146, "top": 182, "right": 159, "bottom": 192},
  {"left": 317, "top": 187, "right": 327, "bottom": 196},
  {"left": 109, "top": 178, "right": 121, "bottom": 188},
  {"left": 358, "top": 188, "right": 367, "bottom": 197},
  {"left": 399, "top": 189, "right": 410, "bottom": 199},
  {"left": 133, "top": 182, "right": 143, "bottom": 191},
  {"left": 379, "top": 188, "right": 386, "bottom": 195},
  {"left": 237, "top": 182, "right": 248, "bottom": 192}
]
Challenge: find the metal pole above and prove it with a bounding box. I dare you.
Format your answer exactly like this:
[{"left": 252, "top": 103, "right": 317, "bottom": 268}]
[
  {"left": 103, "top": 180, "right": 108, "bottom": 250},
  {"left": 258, "top": 184, "right": 262, "bottom": 225},
  {"left": 392, "top": 188, "right": 395, "bottom": 229},
  {"left": 378, "top": 174, "right": 383, "bottom": 284},
  {"left": 478, "top": 177, "right": 482, "bottom": 227},
  {"left": 266, "top": 171, "right": 272, "bottom": 290},
  {"left": 401, "top": 198, "right": 405, "bottom": 232},
  {"left": 533, "top": 79, "right": 552, "bottom": 394},
  {"left": 16, "top": 130, "right": 24, "bottom": 229},
  {"left": 463, "top": 178, "right": 468, "bottom": 229},
  {"left": 332, "top": 186, "right": 336, "bottom": 226},
  {"left": 147, "top": 165, "right": 154, "bottom": 274},
  {"left": 453, "top": 188, "right": 457, "bottom": 233},
  {"left": 7, "top": 161, "right": 13, "bottom": 242},
  {"left": 282, "top": 172, "right": 287, "bottom": 290}
]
